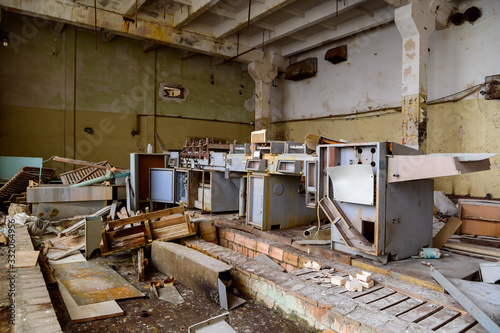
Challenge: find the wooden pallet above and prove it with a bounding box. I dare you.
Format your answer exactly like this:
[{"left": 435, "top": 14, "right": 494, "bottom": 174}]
[
  {"left": 100, "top": 206, "right": 196, "bottom": 256},
  {"left": 60, "top": 161, "right": 111, "bottom": 185}
]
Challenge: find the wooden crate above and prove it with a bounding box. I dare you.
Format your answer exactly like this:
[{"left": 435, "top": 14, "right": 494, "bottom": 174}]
[
  {"left": 101, "top": 206, "right": 196, "bottom": 256},
  {"left": 458, "top": 199, "right": 500, "bottom": 237}
]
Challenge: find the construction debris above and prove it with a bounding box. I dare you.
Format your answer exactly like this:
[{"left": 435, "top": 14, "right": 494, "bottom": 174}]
[
  {"left": 330, "top": 276, "right": 346, "bottom": 286},
  {"left": 345, "top": 280, "right": 363, "bottom": 292},
  {"left": 100, "top": 206, "right": 195, "bottom": 256},
  {"left": 53, "top": 261, "right": 144, "bottom": 306},
  {"left": 430, "top": 265, "right": 500, "bottom": 332},
  {"left": 152, "top": 241, "right": 246, "bottom": 311},
  {"left": 0, "top": 166, "right": 55, "bottom": 211}
]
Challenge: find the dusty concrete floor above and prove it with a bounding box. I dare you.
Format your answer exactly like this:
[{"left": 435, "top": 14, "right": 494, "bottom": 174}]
[{"left": 48, "top": 250, "right": 316, "bottom": 333}]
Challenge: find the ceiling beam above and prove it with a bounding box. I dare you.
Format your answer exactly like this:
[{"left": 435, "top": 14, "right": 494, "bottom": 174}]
[
  {"left": 1, "top": 0, "right": 263, "bottom": 63},
  {"left": 174, "top": 0, "right": 222, "bottom": 29},
  {"left": 52, "top": 22, "right": 65, "bottom": 35},
  {"left": 384, "top": 0, "right": 410, "bottom": 7},
  {"left": 123, "top": 0, "right": 148, "bottom": 17},
  {"left": 282, "top": 7, "right": 305, "bottom": 18},
  {"left": 253, "top": 21, "right": 275, "bottom": 31},
  {"left": 249, "top": 0, "right": 366, "bottom": 48},
  {"left": 288, "top": 33, "right": 307, "bottom": 42},
  {"left": 208, "top": 7, "right": 237, "bottom": 20},
  {"left": 354, "top": 6, "right": 374, "bottom": 17},
  {"left": 101, "top": 32, "right": 116, "bottom": 44},
  {"left": 214, "top": 0, "right": 297, "bottom": 39},
  {"left": 143, "top": 40, "right": 160, "bottom": 52},
  {"left": 319, "top": 21, "right": 337, "bottom": 30},
  {"left": 172, "top": 0, "right": 193, "bottom": 5},
  {"left": 281, "top": 6, "right": 394, "bottom": 57}
]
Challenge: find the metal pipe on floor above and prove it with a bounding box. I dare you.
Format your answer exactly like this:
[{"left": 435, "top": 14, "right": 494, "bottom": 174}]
[
  {"left": 239, "top": 176, "right": 246, "bottom": 217},
  {"left": 70, "top": 170, "right": 130, "bottom": 187}
]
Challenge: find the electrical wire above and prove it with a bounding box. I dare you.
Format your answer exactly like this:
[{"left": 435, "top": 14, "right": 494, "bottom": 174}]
[
  {"left": 312, "top": 197, "right": 327, "bottom": 240},
  {"left": 429, "top": 82, "right": 485, "bottom": 104}
]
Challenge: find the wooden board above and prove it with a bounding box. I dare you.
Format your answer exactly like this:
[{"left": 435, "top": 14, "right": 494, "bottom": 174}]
[
  {"left": 13, "top": 251, "right": 39, "bottom": 268},
  {"left": 57, "top": 279, "right": 124, "bottom": 323},
  {"left": 47, "top": 248, "right": 86, "bottom": 265},
  {"left": 433, "top": 217, "right": 463, "bottom": 249},
  {"left": 53, "top": 261, "right": 144, "bottom": 306},
  {"left": 50, "top": 234, "right": 85, "bottom": 249},
  {"left": 102, "top": 206, "right": 194, "bottom": 255},
  {"left": 459, "top": 200, "right": 500, "bottom": 237}
]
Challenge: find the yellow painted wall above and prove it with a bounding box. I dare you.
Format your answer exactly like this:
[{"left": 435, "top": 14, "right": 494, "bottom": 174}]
[
  {"left": 272, "top": 98, "right": 500, "bottom": 198},
  {"left": 0, "top": 13, "right": 254, "bottom": 176}
]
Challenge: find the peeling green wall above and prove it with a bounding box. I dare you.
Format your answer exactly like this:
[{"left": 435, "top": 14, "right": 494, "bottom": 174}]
[{"left": 0, "top": 13, "right": 254, "bottom": 175}]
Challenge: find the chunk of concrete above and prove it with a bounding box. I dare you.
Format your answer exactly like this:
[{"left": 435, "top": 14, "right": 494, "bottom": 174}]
[
  {"left": 331, "top": 276, "right": 347, "bottom": 286},
  {"left": 345, "top": 280, "right": 363, "bottom": 292}
]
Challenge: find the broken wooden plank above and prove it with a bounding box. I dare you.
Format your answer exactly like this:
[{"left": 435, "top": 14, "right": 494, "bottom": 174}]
[
  {"left": 433, "top": 217, "right": 463, "bottom": 249},
  {"left": 58, "top": 279, "right": 123, "bottom": 323},
  {"left": 50, "top": 244, "right": 85, "bottom": 261},
  {"left": 108, "top": 206, "right": 185, "bottom": 229},
  {"left": 13, "top": 250, "right": 40, "bottom": 268}
]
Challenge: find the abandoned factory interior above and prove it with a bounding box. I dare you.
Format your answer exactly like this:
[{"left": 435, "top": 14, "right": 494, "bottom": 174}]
[{"left": 1, "top": 0, "right": 500, "bottom": 332}]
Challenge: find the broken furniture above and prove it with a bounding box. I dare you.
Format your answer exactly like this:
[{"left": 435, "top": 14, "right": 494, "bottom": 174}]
[
  {"left": 59, "top": 160, "right": 113, "bottom": 185},
  {"left": 27, "top": 184, "right": 119, "bottom": 220},
  {"left": 317, "top": 142, "right": 495, "bottom": 261},
  {"left": 129, "top": 152, "right": 171, "bottom": 212},
  {"left": 0, "top": 166, "right": 55, "bottom": 211},
  {"left": 100, "top": 205, "right": 195, "bottom": 256},
  {"left": 152, "top": 241, "right": 246, "bottom": 311}
]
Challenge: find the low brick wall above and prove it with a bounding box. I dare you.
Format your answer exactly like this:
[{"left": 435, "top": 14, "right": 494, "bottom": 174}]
[
  {"left": 183, "top": 235, "right": 440, "bottom": 333},
  {"left": 218, "top": 226, "right": 324, "bottom": 273}
]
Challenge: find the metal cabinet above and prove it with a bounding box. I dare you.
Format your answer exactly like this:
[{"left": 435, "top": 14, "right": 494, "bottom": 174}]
[
  {"left": 247, "top": 174, "right": 317, "bottom": 231},
  {"left": 318, "top": 142, "right": 433, "bottom": 261}
]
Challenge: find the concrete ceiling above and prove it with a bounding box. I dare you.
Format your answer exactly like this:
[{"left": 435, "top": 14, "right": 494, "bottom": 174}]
[{"left": 1, "top": 0, "right": 454, "bottom": 68}]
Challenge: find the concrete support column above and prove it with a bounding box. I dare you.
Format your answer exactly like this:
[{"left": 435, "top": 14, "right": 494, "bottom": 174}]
[
  {"left": 395, "top": 0, "right": 435, "bottom": 151},
  {"left": 248, "top": 53, "right": 278, "bottom": 131}
]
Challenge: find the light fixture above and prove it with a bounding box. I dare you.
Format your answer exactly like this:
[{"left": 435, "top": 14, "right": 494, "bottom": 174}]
[{"left": 2, "top": 33, "right": 8, "bottom": 47}]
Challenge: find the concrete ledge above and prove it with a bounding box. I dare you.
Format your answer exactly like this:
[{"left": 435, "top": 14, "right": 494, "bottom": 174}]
[
  {"left": 13, "top": 225, "right": 62, "bottom": 333},
  {"left": 216, "top": 226, "right": 467, "bottom": 314},
  {"left": 183, "top": 237, "right": 437, "bottom": 333}
]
